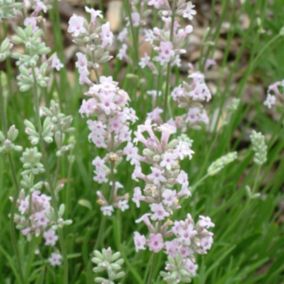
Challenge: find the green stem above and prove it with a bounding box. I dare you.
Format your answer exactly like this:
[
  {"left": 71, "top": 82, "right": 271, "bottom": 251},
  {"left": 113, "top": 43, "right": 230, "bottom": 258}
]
[
  {"left": 252, "top": 166, "right": 261, "bottom": 194},
  {"left": 1, "top": 68, "right": 24, "bottom": 283},
  {"left": 124, "top": 0, "right": 139, "bottom": 69},
  {"left": 95, "top": 216, "right": 107, "bottom": 249},
  {"left": 31, "top": 69, "right": 69, "bottom": 284},
  {"left": 191, "top": 174, "right": 210, "bottom": 194},
  {"left": 163, "top": 0, "right": 177, "bottom": 121},
  {"left": 145, "top": 253, "right": 157, "bottom": 284},
  {"left": 31, "top": 68, "right": 42, "bottom": 134},
  {"left": 7, "top": 154, "right": 26, "bottom": 284},
  {"left": 0, "top": 74, "right": 7, "bottom": 133}
]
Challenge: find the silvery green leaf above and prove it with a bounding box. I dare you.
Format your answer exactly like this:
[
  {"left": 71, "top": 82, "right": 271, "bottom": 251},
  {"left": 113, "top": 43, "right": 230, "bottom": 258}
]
[
  {"left": 207, "top": 152, "right": 238, "bottom": 176},
  {"left": 42, "top": 117, "right": 53, "bottom": 144},
  {"left": 12, "top": 145, "right": 23, "bottom": 152},
  {"left": 58, "top": 204, "right": 65, "bottom": 217},
  {"left": 78, "top": 199, "right": 92, "bottom": 210},
  {"left": 63, "top": 219, "right": 72, "bottom": 225},
  {"left": 24, "top": 120, "right": 40, "bottom": 145},
  {"left": 115, "top": 271, "right": 125, "bottom": 279},
  {"left": 0, "top": 38, "right": 12, "bottom": 61}
]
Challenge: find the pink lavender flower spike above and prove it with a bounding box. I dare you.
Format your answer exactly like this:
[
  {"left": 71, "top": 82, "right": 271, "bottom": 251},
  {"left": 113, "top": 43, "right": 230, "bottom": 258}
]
[
  {"left": 264, "top": 80, "right": 284, "bottom": 109},
  {"left": 80, "top": 76, "right": 137, "bottom": 216},
  {"left": 171, "top": 70, "right": 212, "bottom": 129},
  {"left": 68, "top": 8, "right": 114, "bottom": 85},
  {"left": 48, "top": 252, "right": 62, "bottom": 267},
  {"left": 129, "top": 119, "right": 214, "bottom": 282}
]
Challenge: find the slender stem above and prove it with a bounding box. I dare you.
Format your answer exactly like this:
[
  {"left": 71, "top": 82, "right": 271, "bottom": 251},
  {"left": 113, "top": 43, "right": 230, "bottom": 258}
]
[
  {"left": 95, "top": 216, "right": 107, "bottom": 249},
  {"left": 125, "top": 0, "right": 139, "bottom": 69},
  {"left": 31, "top": 69, "right": 69, "bottom": 284},
  {"left": 7, "top": 154, "right": 26, "bottom": 284},
  {"left": 31, "top": 69, "right": 42, "bottom": 134},
  {"left": 200, "top": 0, "right": 229, "bottom": 71},
  {"left": 163, "top": 0, "right": 177, "bottom": 121},
  {"left": 95, "top": 134, "right": 116, "bottom": 248},
  {"left": 1, "top": 71, "right": 25, "bottom": 283},
  {"left": 0, "top": 74, "right": 7, "bottom": 133},
  {"left": 145, "top": 253, "right": 156, "bottom": 284},
  {"left": 235, "top": 34, "right": 281, "bottom": 98},
  {"left": 252, "top": 166, "right": 261, "bottom": 194},
  {"left": 191, "top": 174, "right": 210, "bottom": 194}
]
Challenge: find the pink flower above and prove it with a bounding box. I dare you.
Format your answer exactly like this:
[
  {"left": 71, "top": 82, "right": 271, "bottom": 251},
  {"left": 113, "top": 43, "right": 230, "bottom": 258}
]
[
  {"left": 75, "top": 52, "right": 91, "bottom": 85},
  {"left": 101, "top": 205, "right": 114, "bottom": 216},
  {"left": 131, "top": 12, "right": 140, "bottom": 27},
  {"left": 264, "top": 94, "right": 276, "bottom": 109},
  {"left": 101, "top": 23, "right": 113, "bottom": 48},
  {"left": 117, "top": 200, "right": 129, "bottom": 211},
  {"left": 132, "top": 187, "right": 143, "bottom": 208},
  {"left": 75, "top": 52, "right": 88, "bottom": 69},
  {"left": 79, "top": 99, "right": 97, "bottom": 117},
  {"left": 197, "top": 216, "right": 215, "bottom": 229},
  {"left": 34, "top": 0, "right": 47, "bottom": 14},
  {"left": 148, "top": 0, "right": 166, "bottom": 9},
  {"left": 186, "top": 107, "right": 209, "bottom": 125},
  {"left": 184, "top": 258, "right": 198, "bottom": 276},
  {"left": 24, "top": 17, "right": 38, "bottom": 31},
  {"left": 43, "top": 229, "right": 58, "bottom": 246},
  {"left": 48, "top": 252, "right": 62, "bottom": 267},
  {"left": 182, "top": 2, "right": 197, "bottom": 20},
  {"left": 68, "top": 15, "right": 86, "bottom": 37},
  {"left": 92, "top": 156, "right": 105, "bottom": 169},
  {"left": 160, "top": 152, "right": 177, "bottom": 170},
  {"left": 197, "top": 232, "right": 214, "bottom": 253},
  {"left": 135, "top": 214, "right": 154, "bottom": 231},
  {"left": 162, "top": 189, "right": 178, "bottom": 207},
  {"left": 147, "top": 108, "right": 163, "bottom": 123},
  {"left": 50, "top": 54, "right": 63, "bottom": 71},
  {"left": 156, "top": 41, "right": 175, "bottom": 65},
  {"left": 124, "top": 143, "right": 140, "bottom": 166},
  {"left": 19, "top": 199, "right": 29, "bottom": 214},
  {"left": 33, "top": 211, "right": 49, "bottom": 228},
  {"left": 133, "top": 232, "right": 146, "bottom": 252},
  {"left": 172, "top": 86, "right": 184, "bottom": 101},
  {"left": 148, "top": 233, "right": 164, "bottom": 253},
  {"left": 177, "top": 170, "right": 191, "bottom": 197},
  {"left": 165, "top": 239, "right": 179, "bottom": 257},
  {"left": 159, "top": 123, "right": 176, "bottom": 146},
  {"left": 188, "top": 72, "right": 212, "bottom": 102},
  {"left": 148, "top": 167, "right": 166, "bottom": 185},
  {"left": 150, "top": 203, "right": 169, "bottom": 221},
  {"left": 85, "top": 7, "right": 103, "bottom": 24},
  {"left": 175, "top": 138, "right": 194, "bottom": 160},
  {"left": 117, "top": 44, "right": 128, "bottom": 60},
  {"left": 132, "top": 165, "right": 144, "bottom": 181}
]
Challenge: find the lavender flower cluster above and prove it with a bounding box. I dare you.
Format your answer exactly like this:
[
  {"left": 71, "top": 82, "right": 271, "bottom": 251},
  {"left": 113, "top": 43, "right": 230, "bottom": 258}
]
[
  {"left": 0, "top": 0, "right": 243, "bottom": 282},
  {"left": 66, "top": 1, "right": 217, "bottom": 282},
  {"left": 128, "top": 120, "right": 214, "bottom": 282}
]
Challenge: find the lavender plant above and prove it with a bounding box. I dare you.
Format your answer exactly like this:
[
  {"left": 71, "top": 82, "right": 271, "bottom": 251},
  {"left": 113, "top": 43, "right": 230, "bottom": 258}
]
[{"left": 0, "top": 0, "right": 284, "bottom": 283}]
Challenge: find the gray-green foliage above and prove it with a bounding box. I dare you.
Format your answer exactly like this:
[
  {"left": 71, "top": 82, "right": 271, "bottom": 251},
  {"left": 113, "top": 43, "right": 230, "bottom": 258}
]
[
  {"left": 24, "top": 100, "right": 75, "bottom": 156},
  {"left": 161, "top": 256, "right": 195, "bottom": 284},
  {"left": 0, "top": 38, "right": 13, "bottom": 61},
  {"left": 20, "top": 147, "right": 45, "bottom": 176},
  {"left": 11, "top": 26, "right": 50, "bottom": 91},
  {"left": 250, "top": 130, "right": 267, "bottom": 166},
  {"left": 0, "top": 125, "right": 23, "bottom": 153},
  {"left": 0, "top": 0, "right": 22, "bottom": 20},
  {"left": 207, "top": 152, "right": 238, "bottom": 176},
  {"left": 92, "top": 248, "right": 125, "bottom": 284}
]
